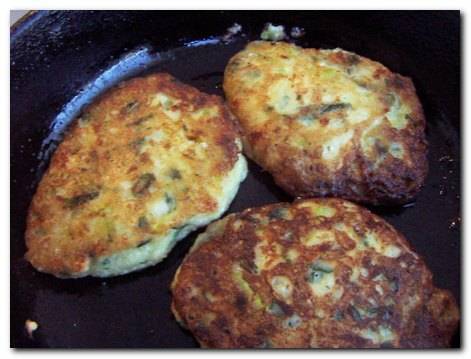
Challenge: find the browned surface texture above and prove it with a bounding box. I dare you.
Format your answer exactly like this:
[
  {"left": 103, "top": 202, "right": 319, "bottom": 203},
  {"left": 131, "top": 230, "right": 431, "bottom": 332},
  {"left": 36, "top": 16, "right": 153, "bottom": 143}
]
[
  {"left": 25, "top": 73, "right": 243, "bottom": 277},
  {"left": 171, "top": 198, "right": 458, "bottom": 348},
  {"left": 224, "top": 41, "right": 428, "bottom": 205}
]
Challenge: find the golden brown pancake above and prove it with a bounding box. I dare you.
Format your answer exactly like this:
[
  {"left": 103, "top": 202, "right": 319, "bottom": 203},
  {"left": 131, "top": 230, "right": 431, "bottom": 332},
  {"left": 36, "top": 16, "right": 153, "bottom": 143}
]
[
  {"left": 224, "top": 41, "right": 428, "bottom": 205},
  {"left": 171, "top": 198, "right": 458, "bottom": 348},
  {"left": 25, "top": 73, "right": 247, "bottom": 278}
]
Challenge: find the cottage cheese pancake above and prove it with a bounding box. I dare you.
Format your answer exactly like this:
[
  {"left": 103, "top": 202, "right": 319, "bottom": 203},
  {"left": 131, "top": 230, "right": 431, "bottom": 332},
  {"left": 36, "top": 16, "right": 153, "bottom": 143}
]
[
  {"left": 171, "top": 198, "right": 458, "bottom": 348},
  {"left": 223, "top": 41, "right": 428, "bottom": 205},
  {"left": 25, "top": 73, "right": 247, "bottom": 278}
]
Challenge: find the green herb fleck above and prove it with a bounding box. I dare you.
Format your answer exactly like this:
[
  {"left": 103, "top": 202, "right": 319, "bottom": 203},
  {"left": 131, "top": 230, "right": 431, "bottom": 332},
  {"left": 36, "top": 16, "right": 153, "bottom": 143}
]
[
  {"left": 168, "top": 168, "right": 182, "bottom": 180},
  {"left": 306, "top": 260, "right": 333, "bottom": 283},
  {"left": 165, "top": 192, "right": 177, "bottom": 212},
  {"left": 283, "top": 314, "right": 302, "bottom": 329},
  {"left": 298, "top": 113, "right": 317, "bottom": 126},
  {"left": 389, "top": 277, "right": 400, "bottom": 293},
  {"left": 349, "top": 305, "right": 362, "bottom": 322},
  {"left": 128, "top": 114, "right": 153, "bottom": 126},
  {"left": 267, "top": 301, "right": 285, "bottom": 317},
  {"left": 246, "top": 69, "right": 261, "bottom": 79},
  {"left": 130, "top": 138, "right": 145, "bottom": 152},
  {"left": 137, "top": 238, "right": 152, "bottom": 248},
  {"left": 101, "top": 258, "right": 111, "bottom": 269},
  {"left": 137, "top": 216, "right": 149, "bottom": 229},
  {"left": 383, "top": 93, "right": 396, "bottom": 107},
  {"left": 320, "top": 103, "right": 352, "bottom": 114},
  {"left": 346, "top": 54, "right": 360, "bottom": 66},
  {"left": 123, "top": 100, "right": 139, "bottom": 113},
  {"left": 333, "top": 309, "right": 344, "bottom": 321},
  {"left": 79, "top": 111, "right": 92, "bottom": 123},
  {"left": 268, "top": 207, "right": 288, "bottom": 220},
  {"left": 65, "top": 191, "right": 99, "bottom": 208}
]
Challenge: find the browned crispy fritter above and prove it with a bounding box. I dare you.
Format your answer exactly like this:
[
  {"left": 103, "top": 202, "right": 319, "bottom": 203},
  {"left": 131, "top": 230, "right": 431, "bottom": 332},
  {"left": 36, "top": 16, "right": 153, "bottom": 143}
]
[
  {"left": 171, "top": 198, "right": 458, "bottom": 348},
  {"left": 25, "top": 73, "right": 247, "bottom": 278},
  {"left": 223, "top": 41, "right": 428, "bottom": 205}
]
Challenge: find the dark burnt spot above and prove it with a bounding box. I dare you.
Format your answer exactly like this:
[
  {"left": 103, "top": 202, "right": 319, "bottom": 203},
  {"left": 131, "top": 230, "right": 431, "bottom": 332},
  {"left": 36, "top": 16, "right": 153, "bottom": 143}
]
[
  {"left": 239, "top": 213, "right": 260, "bottom": 224},
  {"left": 385, "top": 75, "right": 406, "bottom": 89},
  {"left": 235, "top": 294, "right": 248, "bottom": 312},
  {"left": 214, "top": 316, "right": 231, "bottom": 335},
  {"left": 238, "top": 334, "right": 264, "bottom": 348},
  {"left": 194, "top": 325, "right": 212, "bottom": 344},
  {"left": 193, "top": 96, "right": 208, "bottom": 108}
]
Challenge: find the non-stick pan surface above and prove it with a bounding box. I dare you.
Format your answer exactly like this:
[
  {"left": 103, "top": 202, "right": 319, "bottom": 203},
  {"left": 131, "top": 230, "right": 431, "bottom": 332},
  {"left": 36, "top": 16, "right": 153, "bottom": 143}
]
[{"left": 10, "top": 10, "right": 461, "bottom": 348}]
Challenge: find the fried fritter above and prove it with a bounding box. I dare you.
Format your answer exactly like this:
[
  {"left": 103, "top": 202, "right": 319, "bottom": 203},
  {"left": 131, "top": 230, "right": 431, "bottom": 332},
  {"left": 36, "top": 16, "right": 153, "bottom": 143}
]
[
  {"left": 171, "top": 198, "right": 458, "bottom": 348},
  {"left": 223, "top": 41, "right": 428, "bottom": 205},
  {"left": 25, "top": 73, "right": 247, "bottom": 278}
]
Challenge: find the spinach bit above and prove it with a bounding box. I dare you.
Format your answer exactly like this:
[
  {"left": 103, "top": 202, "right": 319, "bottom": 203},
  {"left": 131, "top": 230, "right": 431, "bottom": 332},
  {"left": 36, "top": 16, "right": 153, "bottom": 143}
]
[
  {"left": 256, "top": 339, "right": 273, "bottom": 349},
  {"left": 130, "top": 138, "right": 145, "bottom": 152},
  {"left": 333, "top": 309, "right": 344, "bottom": 321},
  {"left": 65, "top": 191, "right": 100, "bottom": 208},
  {"left": 298, "top": 113, "right": 317, "bottom": 126},
  {"left": 128, "top": 114, "right": 153, "bottom": 126},
  {"left": 165, "top": 192, "right": 177, "bottom": 212},
  {"left": 320, "top": 102, "right": 352, "bottom": 114},
  {"left": 389, "top": 277, "right": 400, "bottom": 293},
  {"left": 137, "top": 238, "right": 152, "bottom": 248},
  {"left": 267, "top": 301, "right": 285, "bottom": 317},
  {"left": 79, "top": 111, "right": 92, "bottom": 123},
  {"left": 268, "top": 207, "right": 288, "bottom": 220},
  {"left": 168, "top": 168, "right": 182, "bottom": 180},
  {"left": 123, "top": 100, "right": 139, "bottom": 113},
  {"left": 366, "top": 307, "right": 379, "bottom": 317},
  {"left": 306, "top": 260, "right": 333, "bottom": 283},
  {"left": 132, "top": 173, "right": 156, "bottom": 195},
  {"left": 346, "top": 54, "right": 360, "bottom": 66},
  {"left": 100, "top": 258, "right": 111, "bottom": 269},
  {"left": 297, "top": 102, "right": 351, "bottom": 126},
  {"left": 283, "top": 314, "right": 302, "bottom": 329},
  {"left": 171, "top": 225, "right": 187, "bottom": 240},
  {"left": 137, "top": 216, "right": 149, "bottom": 229},
  {"left": 349, "top": 305, "right": 362, "bottom": 322}
]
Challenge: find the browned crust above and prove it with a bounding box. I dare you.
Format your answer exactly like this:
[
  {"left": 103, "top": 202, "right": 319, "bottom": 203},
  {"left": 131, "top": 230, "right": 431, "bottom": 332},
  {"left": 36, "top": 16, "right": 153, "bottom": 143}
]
[
  {"left": 224, "top": 41, "right": 428, "bottom": 205},
  {"left": 171, "top": 198, "right": 459, "bottom": 348},
  {"left": 25, "top": 73, "right": 242, "bottom": 276}
]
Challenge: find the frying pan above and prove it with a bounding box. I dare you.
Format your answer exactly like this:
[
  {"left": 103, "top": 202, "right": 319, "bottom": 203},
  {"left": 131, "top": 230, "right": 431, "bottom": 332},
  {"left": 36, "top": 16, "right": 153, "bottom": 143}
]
[{"left": 10, "top": 10, "right": 461, "bottom": 348}]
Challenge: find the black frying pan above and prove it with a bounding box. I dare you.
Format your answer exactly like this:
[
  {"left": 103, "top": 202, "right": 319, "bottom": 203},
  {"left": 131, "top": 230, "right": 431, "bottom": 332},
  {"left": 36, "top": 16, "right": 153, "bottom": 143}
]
[{"left": 10, "top": 10, "right": 461, "bottom": 348}]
